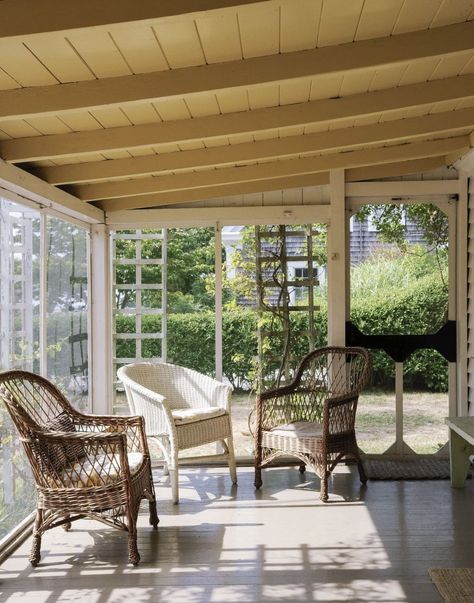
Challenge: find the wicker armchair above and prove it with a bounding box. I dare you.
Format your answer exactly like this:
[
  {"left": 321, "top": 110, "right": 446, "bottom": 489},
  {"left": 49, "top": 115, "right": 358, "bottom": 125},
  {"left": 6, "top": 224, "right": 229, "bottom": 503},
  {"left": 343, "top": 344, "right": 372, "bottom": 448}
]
[
  {"left": 0, "top": 370, "right": 158, "bottom": 567},
  {"left": 254, "top": 346, "right": 372, "bottom": 502},
  {"left": 117, "top": 362, "right": 237, "bottom": 503}
]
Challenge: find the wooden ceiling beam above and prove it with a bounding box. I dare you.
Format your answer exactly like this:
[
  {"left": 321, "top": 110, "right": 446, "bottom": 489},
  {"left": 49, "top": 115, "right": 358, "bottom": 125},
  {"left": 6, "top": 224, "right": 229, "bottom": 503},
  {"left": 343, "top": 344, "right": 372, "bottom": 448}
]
[
  {"left": 74, "top": 136, "right": 469, "bottom": 202},
  {"left": 99, "top": 157, "right": 447, "bottom": 212},
  {"left": 4, "top": 74, "right": 474, "bottom": 164},
  {"left": 35, "top": 107, "right": 474, "bottom": 185},
  {"left": 0, "top": 1, "right": 269, "bottom": 39},
  {"left": 1, "top": 21, "right": 474, "bottom": 122}
]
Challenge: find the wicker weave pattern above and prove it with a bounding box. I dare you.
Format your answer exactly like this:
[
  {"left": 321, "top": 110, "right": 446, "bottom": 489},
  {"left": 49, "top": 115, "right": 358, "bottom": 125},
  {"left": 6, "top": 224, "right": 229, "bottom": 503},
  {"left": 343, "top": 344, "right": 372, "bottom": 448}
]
[
  {"left": 254, "top": 347, "right": 372, "bottom": 502},
  {"left": 0, "top": 370, "right": 159, "bottom": 566},
  {"left": 118, "top": 362, "right": 237, "bottom": 503}
]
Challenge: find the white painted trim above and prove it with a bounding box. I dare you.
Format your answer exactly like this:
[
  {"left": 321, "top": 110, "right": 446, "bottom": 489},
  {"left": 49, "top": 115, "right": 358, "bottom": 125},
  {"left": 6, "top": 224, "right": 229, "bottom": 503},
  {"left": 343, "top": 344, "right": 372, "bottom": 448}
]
[
  {"left": 39, "top": 211, "right": 47, "bottom": 376},
  {"left": 215, "top": 223, "right": 223, "bottom": 382},
  {"left": 90, "top": 224, "right": 112, "bottom": 414},
  {"left": 0, "top": 159, "right": 103, "bottom": 224},
  {"left": 456, "top": 174, "right": 468, "bottom": 417},
  {"left": 327, "top": 169, "right": 346, "bottom": 346},
  {"left": 106, "top": 204, "right": 331, "bottom": 229},
  {"left": 346, "top": 180, "right": 459, "bottom": 197}
]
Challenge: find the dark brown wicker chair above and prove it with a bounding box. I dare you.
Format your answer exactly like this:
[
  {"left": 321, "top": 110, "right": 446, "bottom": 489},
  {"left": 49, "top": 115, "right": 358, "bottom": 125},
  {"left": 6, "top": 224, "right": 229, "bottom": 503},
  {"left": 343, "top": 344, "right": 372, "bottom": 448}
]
[
  {"left": 0, "top": 370, "right": 159, "bottom": 566},
  {"left": 254, "top": 346, "right": 372, "bottom": 502}
]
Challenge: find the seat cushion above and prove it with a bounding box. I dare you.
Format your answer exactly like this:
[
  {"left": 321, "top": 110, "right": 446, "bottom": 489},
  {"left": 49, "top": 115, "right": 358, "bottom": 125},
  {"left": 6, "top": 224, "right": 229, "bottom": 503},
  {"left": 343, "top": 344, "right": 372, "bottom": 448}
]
[
  {"left": 56, "top": 452, "right": 143, "bottom": 488},
  {"left": 172, "top": 407, "right": 226, "bottom": 425},
  {"left": 270, "top": 421, "right": 323, "bottom": 438}
]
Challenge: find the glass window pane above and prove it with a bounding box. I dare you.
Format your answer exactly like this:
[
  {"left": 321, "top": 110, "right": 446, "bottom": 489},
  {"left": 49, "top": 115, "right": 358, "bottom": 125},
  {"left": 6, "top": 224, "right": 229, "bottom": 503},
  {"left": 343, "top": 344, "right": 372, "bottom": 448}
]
[
  {"left": 0, "top": 198, "right": 40, "bottom": 540},
  {"left": 46, "top": 217, "right": 89, "bottom": 412}
]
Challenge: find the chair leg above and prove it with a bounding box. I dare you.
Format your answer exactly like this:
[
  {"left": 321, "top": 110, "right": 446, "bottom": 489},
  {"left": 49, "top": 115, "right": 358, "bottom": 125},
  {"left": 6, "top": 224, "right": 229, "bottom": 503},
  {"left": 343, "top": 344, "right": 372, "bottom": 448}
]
[
  {"left": 170, "top": 450, "right": 179, "bottom": 504},
  {"left": 147, "top": 469, "right": 159, "bottom": 529},
  {"left": 299, "top": 463, "right": 306, "bottom": 473},
  {"left": 320, "top": 472, "right": 329, "bottom": 503},
  {"left": 127, "top": 503, "right": 140, "bottom": 566},
  {"left": 29, "top": 509, "right": 43, "bottom": 567},
  {"left": 227, "top": 435, "right": 237, "bottom": 485},
  {"left": 254, "top": 444, "right": 263, "bottom": 489},
  {"left": 357, "top": 457, "right": 368, "bottom": 485}
]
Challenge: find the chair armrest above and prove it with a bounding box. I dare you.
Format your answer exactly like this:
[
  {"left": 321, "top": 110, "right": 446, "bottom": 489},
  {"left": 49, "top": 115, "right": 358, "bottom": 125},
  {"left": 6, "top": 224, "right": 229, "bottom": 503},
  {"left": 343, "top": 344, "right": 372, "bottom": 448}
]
[{"left": 68, "top": 413, "right": 149, "bottom": 454}]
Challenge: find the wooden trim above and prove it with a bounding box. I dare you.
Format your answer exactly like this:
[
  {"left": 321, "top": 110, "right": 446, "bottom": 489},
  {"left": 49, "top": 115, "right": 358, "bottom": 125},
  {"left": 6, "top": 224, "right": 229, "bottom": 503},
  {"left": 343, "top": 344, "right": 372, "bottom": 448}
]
[
  {"left": 0, "top": 1, "right": 269, "bottom": 39},
  {"left": 36, "top": 108, "right": 474, "bottom": 185},
  {"left": 98, "top": 157, "right": 448, "bottom": 212},
  {"left": 1, "top": 21, "right": 474, "bottom": 122},
  {"left": 346, "top": 180, "right": 460, "bottom": 197},
  {"left": 327, "top": 169, "right": 346, "bottom": 346},
  {"left": 77, "top": 136, "right": 469, "bottom": 202},
  {"left": 5, "top": 75, "right": 474, "bottom": 163},
  {"left": 0, "top": 159, "right": 104, "bottom": 224},
  {"left": 106, "top": 204, "right": 332, "bottom": 229}
]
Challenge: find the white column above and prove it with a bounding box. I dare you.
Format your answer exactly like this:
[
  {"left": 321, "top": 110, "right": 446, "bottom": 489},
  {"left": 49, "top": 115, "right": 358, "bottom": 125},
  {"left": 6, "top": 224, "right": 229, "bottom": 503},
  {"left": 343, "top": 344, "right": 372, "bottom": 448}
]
[
  {"left": 90, "top": 223, "right": 112, "bottom": 414},
  {"left": 457, "top": 175, "right": 468, "bottom": 416},
  {"left": 447, "top": 200, "right": 458, "bottom": 418},
  {"left": 215, "top": 222, "right": 223, "bottom": 381},
  {"left": 327, "top": 169, "right": 347, "bottom": 346}
]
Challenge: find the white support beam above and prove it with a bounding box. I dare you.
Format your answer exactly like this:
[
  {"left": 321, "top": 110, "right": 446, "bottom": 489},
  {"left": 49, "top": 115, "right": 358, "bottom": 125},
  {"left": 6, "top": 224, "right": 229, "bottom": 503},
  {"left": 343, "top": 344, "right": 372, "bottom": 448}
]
[
  {"left": 98, "top": 157, "right": 448, "bottom": 212},
  {"left": 35, "top": 108, "right": 474, "bottom": 185},
  {"left": 2, "top": 22, "right": 474, "bottom": 122},
  {"left": 0, "top": 159, "right": 103, "bottom": 223},
  {"left": 5, "top": 75, "right": 474, "bottom": 163},
  {"left": 0, "top": 0, "right": 269, "bottom": 39},
  {"left": 327, "top": 169, "right": 346, "bottom": 347},
  {"left": 90, "top": 224, "right": 112, "bottom": 414},
  {"left": 80, "top": 136, "right": 469, "bottom": 203},
  {"left": 106, "top": 204, "right": 331, "bottom": 229},
  {"left": 457, "top": 174, "right": 469, "bottom": 417},
  {"left": 346, "top": 180, "right": 460, "bottom": 198},
  {"left": 215, "top": 223, "right": 223, "bottom": 382}
]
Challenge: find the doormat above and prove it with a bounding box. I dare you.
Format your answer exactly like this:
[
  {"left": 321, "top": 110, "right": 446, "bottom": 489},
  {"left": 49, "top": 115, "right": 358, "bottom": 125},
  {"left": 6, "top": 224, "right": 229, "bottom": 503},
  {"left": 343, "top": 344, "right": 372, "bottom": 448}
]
[
  {"left": 365, "top": 457, "right": 471, "bottom": 480},
  {"left": 429, "top": 568, "right": 474, "bottom": 602}
]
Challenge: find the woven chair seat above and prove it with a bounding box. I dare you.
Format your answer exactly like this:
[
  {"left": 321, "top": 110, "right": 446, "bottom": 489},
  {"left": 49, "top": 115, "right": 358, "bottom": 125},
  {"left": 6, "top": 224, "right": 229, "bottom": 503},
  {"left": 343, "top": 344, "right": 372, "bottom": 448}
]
[
  {"left": 172, "top": 407, "right": 226, "bottom": 424},
  {"left": 52, "top": 452, "right": 144, "bottom": 489},
  {"left": 270, "top": 421, "right": 324, "bottom": 438}
]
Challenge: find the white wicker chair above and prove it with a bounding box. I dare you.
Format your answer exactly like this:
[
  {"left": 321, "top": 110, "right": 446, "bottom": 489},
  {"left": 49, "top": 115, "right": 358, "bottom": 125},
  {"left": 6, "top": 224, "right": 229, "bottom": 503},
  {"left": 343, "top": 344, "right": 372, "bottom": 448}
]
[{"left": 117, "top": 362, "right": 237, "bottom": 503}]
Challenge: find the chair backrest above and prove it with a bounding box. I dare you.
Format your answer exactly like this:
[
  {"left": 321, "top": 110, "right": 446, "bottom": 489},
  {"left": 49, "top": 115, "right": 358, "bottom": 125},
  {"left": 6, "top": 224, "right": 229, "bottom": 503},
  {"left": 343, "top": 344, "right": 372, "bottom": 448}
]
[
  {"left": 118, "top": 362, "right": 220, "bottom": 410},
  {"left": 296, "top": 346, "right": 371, "bottom": 398},
  {"left": 273, "top": 346, "right": 371, "bottom": 426},
  {"left": 0, "top": 370, "right": 73, "bottom": 437}
]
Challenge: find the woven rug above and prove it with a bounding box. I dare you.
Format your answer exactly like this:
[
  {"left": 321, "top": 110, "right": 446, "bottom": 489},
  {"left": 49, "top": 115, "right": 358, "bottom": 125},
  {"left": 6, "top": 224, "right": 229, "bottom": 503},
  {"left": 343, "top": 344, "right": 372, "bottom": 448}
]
[
  {"left": 365, "top": 457, "right": 459, "bottom": 480},
  {"left": 429, "top": 568, "right": 474, "bottom": 602}
]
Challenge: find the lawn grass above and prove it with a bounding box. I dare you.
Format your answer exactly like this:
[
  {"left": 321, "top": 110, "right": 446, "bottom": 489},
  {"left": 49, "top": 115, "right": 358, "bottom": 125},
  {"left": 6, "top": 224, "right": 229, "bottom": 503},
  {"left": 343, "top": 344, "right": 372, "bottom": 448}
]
[{"left": 116, "top": 388, "right": 449, "bottom": 459}]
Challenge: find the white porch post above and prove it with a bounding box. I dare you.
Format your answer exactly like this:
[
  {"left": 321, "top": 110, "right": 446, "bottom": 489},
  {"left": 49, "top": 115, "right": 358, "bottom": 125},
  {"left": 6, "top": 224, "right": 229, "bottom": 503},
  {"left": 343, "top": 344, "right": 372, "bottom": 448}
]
[
  {"left": 215, "top": 222, "right": 223, "bottom": 382},
  {"left": 327, "top": 168, "right": 347, "bottom": 346},
  {"left": 90, "top": 223, "right": 112, "bottom": 414}
]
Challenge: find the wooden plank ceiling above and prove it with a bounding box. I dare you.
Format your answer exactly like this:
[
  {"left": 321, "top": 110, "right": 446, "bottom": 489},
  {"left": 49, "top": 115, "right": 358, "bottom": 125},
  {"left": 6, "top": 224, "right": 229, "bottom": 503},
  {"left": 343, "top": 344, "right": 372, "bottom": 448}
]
[{"left": 0, "top": 0, "right": 473, "bottom": 214}]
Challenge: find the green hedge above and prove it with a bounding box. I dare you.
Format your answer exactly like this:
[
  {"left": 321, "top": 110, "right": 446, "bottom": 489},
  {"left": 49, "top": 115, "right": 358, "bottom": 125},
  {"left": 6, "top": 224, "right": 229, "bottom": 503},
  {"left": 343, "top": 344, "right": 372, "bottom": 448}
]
[{"left": 116, "top": 273, "right": 448, "bottom": 391}]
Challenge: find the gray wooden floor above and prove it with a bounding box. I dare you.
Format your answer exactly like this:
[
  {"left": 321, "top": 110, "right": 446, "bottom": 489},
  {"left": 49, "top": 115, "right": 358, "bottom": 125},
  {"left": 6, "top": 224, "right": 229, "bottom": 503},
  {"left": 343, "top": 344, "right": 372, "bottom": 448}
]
[{"left": 0, "top": 465, "right": 473, "bottom": 602}]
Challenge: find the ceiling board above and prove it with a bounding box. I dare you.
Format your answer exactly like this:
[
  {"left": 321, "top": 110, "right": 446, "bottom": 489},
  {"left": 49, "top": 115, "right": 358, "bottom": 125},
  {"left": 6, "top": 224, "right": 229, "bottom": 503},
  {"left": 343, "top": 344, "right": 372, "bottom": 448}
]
[
  {"left": 393, "top": 0, "right": 444, "bottom": 33},
  {"left": 110, "top": 25, "right": 169, "bottom": 74},
  {"left": 195, "top": 13, "right": 242, "bottom": 63},
  {"left": 431, "top": 0, "right": 474, "bottom": 27},
  {"left": 121, "top": 103, "right": 162, "bottom": 125},
  {"left": 153, "top": 98, "right": 191, "bottom": 121},
  {"left": 237, "top": 3, "right": 280, "bottom": 58},
  {"left": 280, "top": 0, "right": 322, "bottom": 52},
  {"left": 23, "top": 36, "right": 95, "bottom": 83},
  {"left": 90, "top": 107, "right": 132, "bottom": 128},
  {"left": 354, "top": 0, "right": 404, "bottom": 41},
  {"left": 67, "top": 30, "right": 132, "bottom": 78},
  {"left": 0, "top": 40, "right": 58, "bottom": 86},
  {"left": 317, "top": 0, "right": 365, "bottom": 47},
  {"left": 153, "top": 20, "right": 205, "bottom": 69},
  {"left": 26, "top": 116, "right": 72, "bottom": 135},
  {"left": 58, "top": 111, "right": 104, "bottom": 131},
  {"left": 215, "top": 89, "right": 249, "bottom": 114}
]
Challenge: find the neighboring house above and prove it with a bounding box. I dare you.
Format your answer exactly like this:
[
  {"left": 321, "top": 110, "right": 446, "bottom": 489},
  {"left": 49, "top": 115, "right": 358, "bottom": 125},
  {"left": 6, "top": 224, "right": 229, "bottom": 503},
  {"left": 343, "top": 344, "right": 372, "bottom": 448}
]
[{"left": 223, "top": 216, "right": 425, "bottom": 305}]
